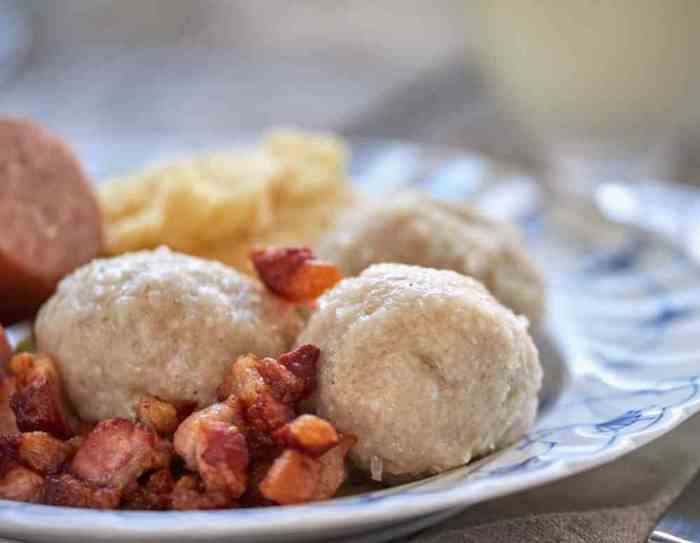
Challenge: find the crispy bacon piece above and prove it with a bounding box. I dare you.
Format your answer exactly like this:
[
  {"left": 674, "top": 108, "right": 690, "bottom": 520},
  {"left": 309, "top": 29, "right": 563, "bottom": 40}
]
[
  {"left": 273, "top": 415, "right": 339, "bottom": 457},
  {"left": 225, "top": 354, "right": 295, "bottom": 445},
  {"left": 256, "top": 357, "right": 305, "bottom": 404},
  {"left": 8, "top": 353, "right": 77, "bottom": 439},
  {"left": 229, "top": 353, "right": 301, "bottom": 431},
  {"left": 137, "top": 396, "right": 179, "bottom": 435},
  {"left": 257, "top": 434, "right": 355, "bottom": 505},
  {"left": 174, "top": 401, "right": 249, "bottom": 498},
  {"left": 0, "top": 463, "right": 44, "bottom": 502},
  {"left": 42, "top": 474, "right": 121, "bottom": 509},
  {"left": 278, "top": 344, "right": 320, "bottom": 398},
  {"left": 146, "top": 468, "right": 175, "bottom": 495},
  {"left": 197, "top": 420, "right": 249, "bottom": 497},
  {"left": 251, "top": 246, "right": 342, "bottom": 303},
  {"left": 0, "top": 376, "right": 18, "bottom": 435},
  {"left": 170, "top": 474, "right": 236, "bottom": 511},
  {"left": 221, "top": 349, "right": 321, "bottom": 455},
  {"left": 174, "top": 401, "right": 245, "bottom": 467},
  {"left": 312, "top": 434, "right": 356, "bottom": 501},
  {"left": 0, "top": 435, "right": 44, "bottom": 503},
  {"left": 0, "top": 434, "right": 19, "bottom": 468},
  {"left": 232, "top": 351, "right": 307, "bottom": 407},
  {"left": 18, "top": 431, "right": 71, "bottom": 475},
  {"left": 70, "top": 418, "right": 170, "bottom": 489},
  {"left": 258, "top": 449, "right": 322, "bottom": 505},
  {"left": 122, "top": 469, "right": 174, "bottom": 511},
  {"left": 246, "top": 393, "right": 295, "bottom": 438},
  {"left": 0, "top": 325, "right": 11, "bottom": 370},
  {"left": 229, "top": 354, "right": 267, "bottom": 405}
]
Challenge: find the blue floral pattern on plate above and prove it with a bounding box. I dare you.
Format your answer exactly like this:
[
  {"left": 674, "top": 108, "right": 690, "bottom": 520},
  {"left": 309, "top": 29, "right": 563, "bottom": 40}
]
[{"left": 2, "top": 142, "right": 699, "bottom": 542}]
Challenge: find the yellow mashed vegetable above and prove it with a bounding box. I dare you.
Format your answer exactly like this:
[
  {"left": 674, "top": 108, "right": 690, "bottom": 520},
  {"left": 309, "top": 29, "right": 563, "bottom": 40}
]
[{"left": 100, "top": 130, "right": 357, "bottom": 272}]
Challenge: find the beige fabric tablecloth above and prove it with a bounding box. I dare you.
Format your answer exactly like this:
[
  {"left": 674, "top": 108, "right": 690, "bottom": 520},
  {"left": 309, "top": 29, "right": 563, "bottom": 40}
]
[{"left": 400, "top": 414, "right": 700, "bottom": 542}]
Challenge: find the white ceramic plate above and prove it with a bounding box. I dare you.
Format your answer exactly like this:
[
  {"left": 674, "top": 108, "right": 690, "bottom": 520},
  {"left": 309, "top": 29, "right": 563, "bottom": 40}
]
[{"left": 2, "top": 141, "right": 700, "bottom": 543}]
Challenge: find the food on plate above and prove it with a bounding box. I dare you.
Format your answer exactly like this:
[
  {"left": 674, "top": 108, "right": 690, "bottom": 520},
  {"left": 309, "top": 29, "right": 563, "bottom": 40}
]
[
  {"left": 297, "top": 263, "right": 542, "bottom": 481},
  {"left": 251, "top": 246, "right": 343, "bottom": 303},
  {"left": 0, "top": 118, "right": 102, "bottom": 324},
  {"left": 317, "top": 190, "right": 545, "bottom": 326},
  {"left": 0, "top": 114, "right": 549, "bottom": 515},
  {"left": 8, "top": 353, "right": 78, "bottom": 439},
  {"left": 100, "top": 130, "right": 356, "bottom": 273},
  {"left": 0, "top": 346, "right": 353, "bottom": 509},
  {"left": 35, "top": 247, "right": 303, "bottom": 421}
]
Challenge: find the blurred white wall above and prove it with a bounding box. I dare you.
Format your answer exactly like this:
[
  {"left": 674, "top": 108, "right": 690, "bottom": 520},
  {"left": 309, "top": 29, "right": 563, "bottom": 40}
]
[{"left": 0, "top": 2, "right": 467, "bottom": 142}]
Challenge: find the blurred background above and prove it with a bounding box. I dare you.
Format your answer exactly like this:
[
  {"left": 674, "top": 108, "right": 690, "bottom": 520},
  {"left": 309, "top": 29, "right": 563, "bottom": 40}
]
[{"left": 1, "top": 0, "right": 699, "bottom": 182}]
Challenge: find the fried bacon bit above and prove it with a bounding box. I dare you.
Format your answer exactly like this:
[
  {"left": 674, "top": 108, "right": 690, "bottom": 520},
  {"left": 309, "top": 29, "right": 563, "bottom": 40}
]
[
  {"left": 228, "top": 354, "right": 295, "bottom": 440},
  {"left": 230, "top": 353, "right": 305, "bottom": 428},
  {"left": 0, "top": 376, "right": 18, "bottom": 435},
  {"left": 0, "top": 463, "right": 44, "bottom": 502},
  {"left": 278, "top": 344, "right": 320, "bottom": 398},
  {"left": 70, "top": 418, "right": 170, "bottom": 489},
  {"left": 170, "top": 474, "right": 235, "bottom": 511},
  {"left": 229, "top": 354, "right": 267, "bottom": 405},
  {"left": 223, "top": 352, "right": 302, "bottom": 406},
  {"left": 312, "top": 434, "right": 357, "bottom": 501},
  {"left": 256, "top": 434, "right": 356, "bottom": 505},
  {"left": 218, "top": 348, "right": 321, "bottom": 455},
  {"left": 174, "top": 401, "right": 245, "bottom": 469},
  {"left": 246, "top": 393, "right": 295, "bottom": 437},
  {"left": 0, "top": 434, "right": 21, "bottom": 475},
  {"left": 0, "top": 435, "right": 44, "bottom": 503},
  {"left": 251, "top": 246, "right": 342, "bottom": 303},
  {"left": 258, "top": 449, "right": 321, "bottom": 505},
  {"left": 8, "top": 353, "right": 77, "bottom": 439},
  {"left": 197, "top": 420, "right": 249, "bottom": 497},
  {"left": 122, "top": 469, "right": 174, "bottom": 511},
  {"left": 0, "top": 326, "right": 12, "bottom": 370},
  {"left": 137, "top": 396, "right": 179, "bottom": 435},
  {"left": 147, "top": 468, "right": 175, "bottom": 495},
  {"left": 174, "top": 402, "right": 249, "bottom": 498},
  {"left": 274, "top": 415, "right": 339, "bottom": 457},
  {"left": 42, "top": 474, "right": 121, "bottom": 509},
  {"left": 18, "top": 432, "right": 71, "bottom": 475},
  {"left": 256, "top": 357, "right": 305, "bottom": 404},
  {"left": 0, "top": 339, "right": 352, "bottom": 510}
]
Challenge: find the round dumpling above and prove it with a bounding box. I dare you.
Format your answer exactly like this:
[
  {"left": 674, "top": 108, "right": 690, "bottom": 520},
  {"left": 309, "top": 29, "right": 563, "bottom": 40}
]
[
  {"left": 297, "top": 263, "right": 541, "bottom": 481},
  {"left": 35, "top": 247, "right": 303, "bottom": 421},
  {"left": 317, "top": 191, "right": 545, "bottom": 326}
]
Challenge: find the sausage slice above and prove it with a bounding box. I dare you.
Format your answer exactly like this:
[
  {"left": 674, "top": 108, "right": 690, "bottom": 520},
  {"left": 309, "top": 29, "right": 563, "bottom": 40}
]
[{"left": 0, "top": 118, "right": 102, "bottom": 324}]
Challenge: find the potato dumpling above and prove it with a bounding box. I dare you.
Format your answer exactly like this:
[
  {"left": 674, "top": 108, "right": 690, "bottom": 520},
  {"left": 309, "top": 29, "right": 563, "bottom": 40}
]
[
  {"left": 36, "top": 248, "right": 303, "bottom": 421},
  {"left": 318, "top": 190, "right": 545, "bottom": 326},
  {"left": 298, "top": 264, "right": 542, "bottom": 481}
]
